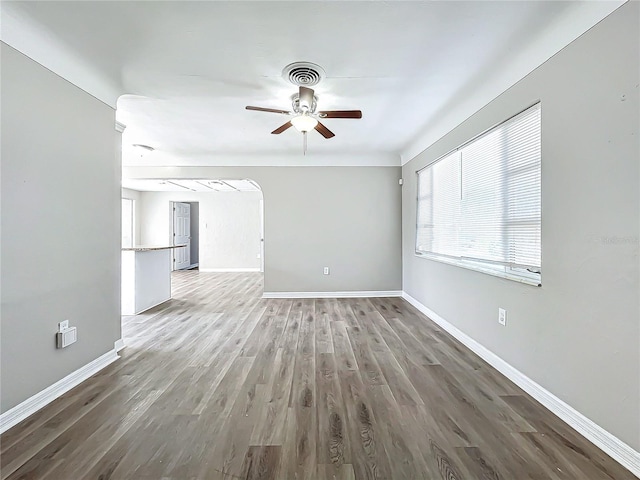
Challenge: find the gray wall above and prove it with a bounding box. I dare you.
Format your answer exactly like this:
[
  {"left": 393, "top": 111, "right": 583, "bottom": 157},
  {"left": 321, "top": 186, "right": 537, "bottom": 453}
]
[
  {"left": 123, "top": 167, "right": 403, "bottom": 292},
  {"left": 1, "top": 44, "right": 121, "bottom": 412},
  {"left": 402, "top": 3, "right": 639, "bottom": 450},
  {"left": 188, "top": 202, "right": 199, "bottom": 266}
]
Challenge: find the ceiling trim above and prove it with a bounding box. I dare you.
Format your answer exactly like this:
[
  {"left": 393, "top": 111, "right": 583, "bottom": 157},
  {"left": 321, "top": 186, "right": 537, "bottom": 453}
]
[
  {"left": 400, "top": 0, "right": 625, "bottom": 165},
  {"left": 123, "top": 151, "right": 400, "bottom": 168}
]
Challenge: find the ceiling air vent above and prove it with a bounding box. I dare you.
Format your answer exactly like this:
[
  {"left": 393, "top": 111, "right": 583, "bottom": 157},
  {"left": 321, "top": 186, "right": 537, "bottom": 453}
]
[{"left": 282, "top": 62, "right": 325, "bottom": 87}]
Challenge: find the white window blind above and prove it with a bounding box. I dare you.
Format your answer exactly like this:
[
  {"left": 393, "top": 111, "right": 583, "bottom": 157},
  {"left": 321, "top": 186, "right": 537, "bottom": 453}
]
[{"left": 416, "top": 103, "right": 541, "bottom": 284}]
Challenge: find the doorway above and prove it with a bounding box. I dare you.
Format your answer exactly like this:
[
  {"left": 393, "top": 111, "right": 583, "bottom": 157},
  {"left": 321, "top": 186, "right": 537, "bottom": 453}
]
[
  {"left": 172, "top": 202, "right": 191, "bottom": 270},
  {"left": 171, "top": 201, "right": 201, "bottom": 270}
]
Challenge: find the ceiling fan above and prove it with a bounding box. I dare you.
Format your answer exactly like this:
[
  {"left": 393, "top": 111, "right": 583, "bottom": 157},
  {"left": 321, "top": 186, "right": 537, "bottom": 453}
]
[{"left": 245, "top": 86, "right": 362, "bottom": 154}]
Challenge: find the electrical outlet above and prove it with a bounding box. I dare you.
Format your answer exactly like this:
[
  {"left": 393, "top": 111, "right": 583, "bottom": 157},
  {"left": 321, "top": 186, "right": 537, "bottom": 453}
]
[
  {"left": 323, "top": 267, "right": 330, "bottom": 275},
  {"left": 58, "top": 320, "right": 69, "bottom": 332},
  {"left": 498, "top": 308, "right": 507, "bottom": 326}
]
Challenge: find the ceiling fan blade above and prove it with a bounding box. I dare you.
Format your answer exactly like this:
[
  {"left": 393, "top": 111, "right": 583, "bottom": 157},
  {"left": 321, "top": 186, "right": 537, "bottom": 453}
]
[
  {"left": 299, "top": 86, "right": 315, "bottom": 111},
  {"left": 315, "top": 121, "right": 335, "bottom": 139},
  {"left": 318, "top": 110, "right": 363, "bottom": 119},
  {"left": 271, "top": 121, "right": 293, "bottom": 134},
  {"left": 246, "top": 106, "right": 291, "bottom": 115}
]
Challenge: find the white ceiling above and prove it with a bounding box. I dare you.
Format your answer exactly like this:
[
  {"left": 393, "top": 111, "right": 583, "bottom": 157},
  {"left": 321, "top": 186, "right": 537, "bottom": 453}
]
[
  {"left": 123, "top": 178, "right": 261, "bottom": 192},
  {"left": 1, "top": 1, "right": 624, "bottom": 166}
]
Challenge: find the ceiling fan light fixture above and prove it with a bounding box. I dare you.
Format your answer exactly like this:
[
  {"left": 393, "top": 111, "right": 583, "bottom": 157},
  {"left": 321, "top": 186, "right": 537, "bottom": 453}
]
[
  {"left": 290, "top": 114, "right": 318, "bottom": 133},
  {"left": 132, "top": 144, "right": 154, "bottom": 152},
  {"left": 131, "top": 144, "right": 155, "bottom": 157}
]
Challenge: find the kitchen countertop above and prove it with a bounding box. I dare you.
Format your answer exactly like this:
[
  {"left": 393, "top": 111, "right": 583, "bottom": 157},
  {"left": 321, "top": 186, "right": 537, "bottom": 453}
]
[{"left": 122, "top": 245, "right": 187, "bottom": 252}]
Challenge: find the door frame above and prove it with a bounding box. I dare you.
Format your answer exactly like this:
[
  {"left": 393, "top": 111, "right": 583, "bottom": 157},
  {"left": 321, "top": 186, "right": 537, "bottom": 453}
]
[
  {"left": 185, "top": 201, "right": 199, "bottom": 269},
  {"left": 259, "top": 198, "right": 264, "bottom": 273}
]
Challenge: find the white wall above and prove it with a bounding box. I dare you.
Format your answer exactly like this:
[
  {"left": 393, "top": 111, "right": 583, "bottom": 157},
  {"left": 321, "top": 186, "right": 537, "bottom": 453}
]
[
  {"left": 139, "top": 191, "right": 262, "bottom": 271},
  {"left": 123, "top": 166, "right": 403, "bottom": 293},
  {"left": 1, "top": 43, "right": 121, "bottom": 412},
  {"left": 402, "top": 3, "right": 639, "bottom": 450},
  {"left": 121, "top": 187, "right": 142, "bottom": 245}
]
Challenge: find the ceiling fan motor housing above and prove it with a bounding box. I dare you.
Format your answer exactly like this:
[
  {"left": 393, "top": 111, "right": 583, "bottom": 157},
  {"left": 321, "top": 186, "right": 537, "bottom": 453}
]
[{"left": 291, "top": 92, "right": 318, "bottom": 114}]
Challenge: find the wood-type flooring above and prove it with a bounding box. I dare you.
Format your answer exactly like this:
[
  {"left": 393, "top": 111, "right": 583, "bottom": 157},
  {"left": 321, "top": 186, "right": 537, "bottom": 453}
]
[{"left": 1, "top": 271, "right": 634, "bottom": 479}]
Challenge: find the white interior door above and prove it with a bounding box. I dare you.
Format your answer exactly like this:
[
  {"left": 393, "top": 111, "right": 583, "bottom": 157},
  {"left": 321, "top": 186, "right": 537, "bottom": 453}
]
[{"left": 173, "top": 202, "right": 191, "bottom": 270}]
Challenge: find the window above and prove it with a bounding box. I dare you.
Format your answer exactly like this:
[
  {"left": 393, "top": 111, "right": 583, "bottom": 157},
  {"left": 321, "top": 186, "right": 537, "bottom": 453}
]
[
  {"left": 122, "top": 198, "right": 134, "bottom": 248},
  {"left": 416, "top": 103, "right": 541, "bottom": 286}
]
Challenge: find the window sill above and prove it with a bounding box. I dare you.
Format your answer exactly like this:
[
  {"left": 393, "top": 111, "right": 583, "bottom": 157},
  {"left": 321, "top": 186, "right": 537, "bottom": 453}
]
[{"left": 415, "top": 252, "right": 541, "bottom": 287}]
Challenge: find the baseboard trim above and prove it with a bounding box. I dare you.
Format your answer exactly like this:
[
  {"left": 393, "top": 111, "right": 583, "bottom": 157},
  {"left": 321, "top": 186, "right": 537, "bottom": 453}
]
[
  {"left": 263, "top": 290, "right": 403, "bottom": 299},
  {"left": 114, "top": 338, "right": 125, "bottom": 352},
  {"left": 199, "top": 268, "right": 261, "bottom": 273},
  {"left": 0, "top": 348, "right": 120, "bottom": 434},
  {"left": 401, "top": 292, "right": 640, "bottom": 478}
]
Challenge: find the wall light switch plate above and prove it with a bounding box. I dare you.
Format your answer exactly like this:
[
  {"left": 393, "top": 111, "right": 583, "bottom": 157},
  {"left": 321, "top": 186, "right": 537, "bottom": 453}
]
[{"left": 323, "top": 267, "right": 330, "bottom": 275}]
